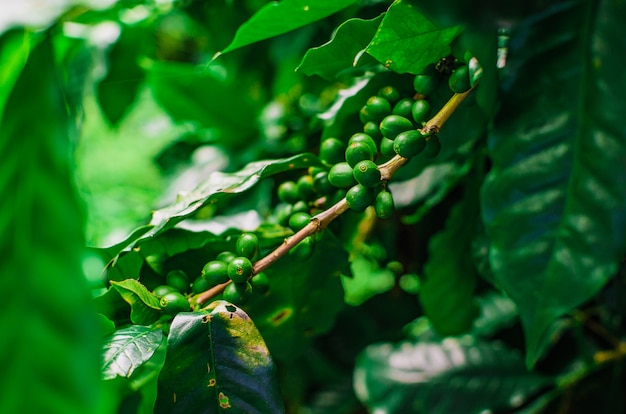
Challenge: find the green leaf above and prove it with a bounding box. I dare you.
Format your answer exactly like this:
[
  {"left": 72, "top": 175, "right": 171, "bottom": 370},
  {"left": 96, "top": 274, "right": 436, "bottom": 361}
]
[
  {"left": 97, "top": 24, "right": 147, "bottom": 125},
  {"left": 147, "top": 60, "right": 263, "bottom": 148},
  {"left": 244, "top": 232, "right": 348, "bottom": 362},
  {"left": 219, "top": 0, "right": 358, "bottom": 55},
  {"left": 297, "top": 15, "right": 384, "bottom": 80},
  {"left": 111, "top": 279, "right": 162, "bottom": 325},
  {"left": 471, "top": 292, "right": 518, "bottom": 337},
  {"left": 341, "top": 254, "right": 395, "bottom": 306},
  {"left": 0, "top": 30, "right": 31, "bottom": 125},
  {"left": 354, "top": 338, "right": 551, "bottom": 413},
  {"left": 106, "top": 250, "right": 144, "bottom": 282},
  {"left": 481, "top": 1, "right": 626, "bottom": 367},
  {"left": 420, "top": 166, "right": 481, "bottom": 335},
  {"left": 0, "top": 34, "right": 102, "bottom": 413},
  {"left": 155, "top": 302, "right": 285, "bottom": 413},
  {"left": 365, "top": 0, "right": 462, "bottom": 74},
  {"left": 102, "top": 326, "right": 165, "bottom": 380}
]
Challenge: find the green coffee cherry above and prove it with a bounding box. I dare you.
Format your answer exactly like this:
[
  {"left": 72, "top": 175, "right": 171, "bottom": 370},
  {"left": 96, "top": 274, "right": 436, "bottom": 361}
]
[
  {"left": 386, "top": 260, "right": 404, "bottom": 277},
  {"left": 277, "top": 181, "right": 300, "bottom": 204},
  {"left": 328, "top": 162, "right": 357, "bottom": 188},
  {"left": 393, "top": 130, "right": 426, "bottom": 158},
  {"left": 216, "top": 251, "right": 236, "bottom": 264},
  {"left": 378, "top": 86, "right": 400, "bottom": 103},
  {"left": 236, "top": 232, "right": 259, "bottom": 259},
  {"left": 363, "top": 121, "right": 382, "bottom": 142},
  {"left": 275, "top": 203, "right": 292, "bottom": 226},
  {"left": 223, "top": 281, "right": 252, "bottom": 305},
  {"left": 153, "top": 284, "right": 177, "bottom": 297},
  {"left": 380, "top": 115, "right": 413, "bottom": 140},
  {"left": 349, "top": 133, "right": 377, "bottom": 155},
  {"left": 202, "top": 260, "right": 230, "bottom": 285},
  {"left": 346, "top": 184, "right": 376, "bottom": 212},
  {"left": 392, "top": 98, "right": 414, "bottom": 118},
  {"left": 166, "top": 270, "right": 189, "bottom": 293},
  {"left": 290, "top": 236, "right": 315, "bottom": 260},
  {"left": 353, "top": 160, "right": 381, "bottom": 188},
  {"left": 375, "top": 190, "right": 395, "bottom": 219},
  {"left": 227, "top": 256, "right": 253, "bottom": 283},
  {"left": 160, "top": 292, "right": 189, "bottom": 315},
  {"left": 288, "top": 211, "right": 311, "bottom": 232},
  {"left": 359, "top": 106, "right": 373, "bottom": 124},
  {"left": 292, "top": 200, "right": 309, "bottom": 214},
  {"left": 424, "top": 136, "right": 442, "bottom": 158},
  {"left": 297, "top": 175, "right": 316, "bottom": 201},
  {"left": 320, "top": 138, "right": 346, "bottom": 166},
  {"left": 345, "top": 141, "right": 375, "bottom": 167},
  {"left": 250, "top": 272, "right": 270, "bottom": 294},
  {"left": 365, "top": 96, "right": 392, "bottom": 122},
  {"left": 191, "top": 276, "right": 212, "bottom": 294},
  {"left": 448, "top": 65, "right": 471, "bottom": 93},
  {"left": 380, "top": 138, "right": 395, "bottom": 158},
  {"left": 313, "top": 171, "right": 334, "bottom": 196},
  {"left": 327, "top": 188, "right": 347, "bottom": 206},
  {"left": 411, "top": 100, "right": 430, "bottom": 125},
  {"left": 413, "top": 71, "right": 437, "bottom": 96}
]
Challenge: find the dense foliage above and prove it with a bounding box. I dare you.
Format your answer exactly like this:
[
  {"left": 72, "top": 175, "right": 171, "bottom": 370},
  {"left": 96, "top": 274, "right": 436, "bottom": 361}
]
[{"left": 2, "top": 0, "right": 626, "bottom": 413}]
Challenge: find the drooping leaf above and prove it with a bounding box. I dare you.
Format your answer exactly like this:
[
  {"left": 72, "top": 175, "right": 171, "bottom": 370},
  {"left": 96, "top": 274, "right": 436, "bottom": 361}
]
[
  {"left": 341, "top": 254, "right": 395, "bottom": 306},
  {"left": 244, "top": 232, "right": 348, "bottom": 362},
  {"left": 420, "top": 164, "right": 481, "bottom": 335},
  {"left": 354, "top": 338, "right": 551, "bottom": 414},
  {"left": 297, "top": 15, "right": 384, "bottom": 80},
  {"left": 102, "top": 326, "right": 165, "bottom": 380},
  {"left": 97, "top": 24, "right": 148, "bottom": 125},
  {"left": 481, "top": 0, "right": 626, "bottom": 367},
  {"left": 155, "top": 302, "right": 285, "bottom": 414},
  {"left": 219, "top": 0, "right": 358, "bottom": 55},
  {"left": 365, "top": 0, "right": 462, "bottom": 74},
  {"left": 111, "top": 279, "right": 163, "bottom": 325},
  {"left": 0, "top": 33, "right": 102, "bottom": 413}
]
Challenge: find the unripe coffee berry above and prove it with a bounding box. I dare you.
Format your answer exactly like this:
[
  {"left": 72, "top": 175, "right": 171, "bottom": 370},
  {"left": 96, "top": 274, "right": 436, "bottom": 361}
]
[
  {"left": 227, "top": 256, "right": 253, "bottom": 283},
  {"left": 353, "top": 160, "right": 381, "bottom": 188}
]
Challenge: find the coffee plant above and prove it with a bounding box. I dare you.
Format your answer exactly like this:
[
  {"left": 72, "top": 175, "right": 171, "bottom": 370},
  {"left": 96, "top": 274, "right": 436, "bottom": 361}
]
[{"left": 2, "top": 0, "right": 626, "bottom": 413}]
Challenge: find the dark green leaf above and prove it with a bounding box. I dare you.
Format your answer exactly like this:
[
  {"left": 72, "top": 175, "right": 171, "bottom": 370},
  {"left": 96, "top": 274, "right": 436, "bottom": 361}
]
[
  {"left": 365, "top": 0, "right": 461, "bottom": 74},
  {"left": 297, "top": 15, "right": 384, "bottom": 80},
  {"left": 106, "top": 250, "right": 144, "bottom": 282},
  {"left": 354, "top": 338, "right": 551, "bottom": 413},
  {"left": 0, "top": 30, "right": 31, "bottom": 124},
  {"left": 481, "top": 1, "right": 626, "bottom": 367},
  {"left": 471, "top": 292, "right": 518, "bottom": 337},
  {"left": 244, "top": 232, "right": 348, "bottom": 362},
  {"left": 155, "top": 302, "right": 284, "bottom": 413},
  {"left": 102, "top": 326, "right": 165, "bottom": 380},
  {"left": 111, "top": 279, "right": 162, "bottom": 325},
  {"left": 97, "top": 24, "right": 147, "bottom": 125},
  {"left": 0, "top": 33, "right": 102, "bottom": 413},
  {"left": 220, "top": 0, "right": 358, "bottom": 55},
  {"left": 420, "top": 166, "right": 481, "bottom": 335}
]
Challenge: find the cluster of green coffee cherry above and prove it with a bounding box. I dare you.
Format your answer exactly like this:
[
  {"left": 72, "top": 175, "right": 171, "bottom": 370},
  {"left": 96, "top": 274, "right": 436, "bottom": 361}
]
[{"left": 154, "top": 232, "right": 269, "bottom": 312}]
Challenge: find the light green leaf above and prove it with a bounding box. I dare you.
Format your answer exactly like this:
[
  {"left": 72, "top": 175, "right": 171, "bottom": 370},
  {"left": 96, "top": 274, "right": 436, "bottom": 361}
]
[
  {"left": 155, "top": 302, "right": 284, "bottom": 413},
  {"left": 220, "top": 0, "right": 358, "bottom": 55},
  {"left": 481, "top": 0, "right": 626, "bottom": 367},
  {"left": 297, "top": 15, "right": 384, "bottom": 80},
  {"left": 0, "top": 30, "right": 31, "bottom": 125},
  {"left": 0, "top": 33, "right": 102, "bottom": 413},
  {"left": 111, "top": 279, "right": 162, "bottom": 325},
  {"left": 354, "top": 338, "right": 551, "bottom": 413},
  {"left": 365, "top": 0, "right": 462, "bottom": 74},
  {"left": 341, "top": 255, "right": 395, "bottom": 306},
  {"left": 102, "top": 326, "right": 165, "bottom": 380}
]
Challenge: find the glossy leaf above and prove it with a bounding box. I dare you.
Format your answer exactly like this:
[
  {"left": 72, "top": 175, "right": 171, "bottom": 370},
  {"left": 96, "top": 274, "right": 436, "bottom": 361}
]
[
  {"left": 244, "top": 232, "right": 348, "bottom": 362},
  {"left": 354, "top": 338, "right": 551, "bottom": 413},
  {"left": 471, "top": 292, "right": 518, "bottom": 337},
  {"left": 220, "top": 0, "right": 358, "bottom": 55},
  {"left": 155, "top": 302, "right": 284, "bottom": 413},
  {"left": 297, "top": 15, "right": 384, "bottom": 80},
  {"left": 481, "top": 0, "right": 626, "bottom": 367},
  {"left": 111, "top": 279, "right": 162, "bottom": 325},
  {"left": 102, "top": 326, "right": 165, "bottom": 380},
  {"left": 0, "top": 34, "right": 102, "bottom": 413},
  {"left": 365, "top": 0, "right": 461, "bottom": 74},
  {"left": 97, "top": 24, "right": 147, "bottom": 125}
]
